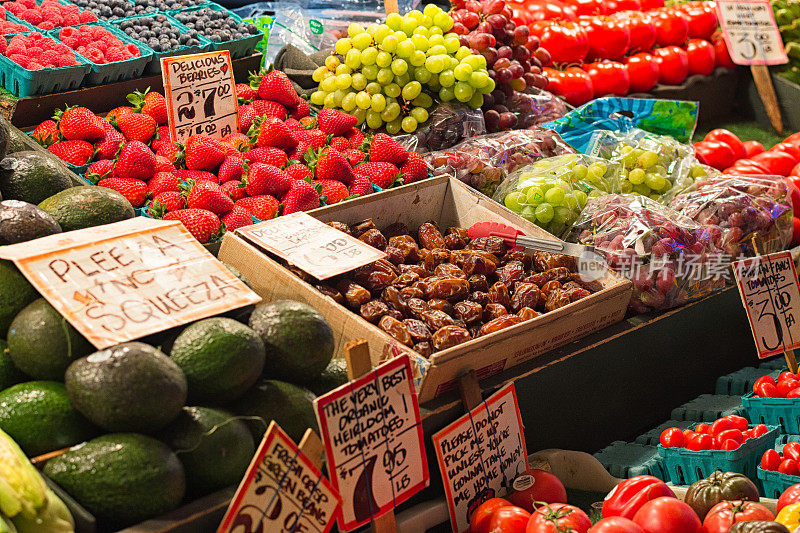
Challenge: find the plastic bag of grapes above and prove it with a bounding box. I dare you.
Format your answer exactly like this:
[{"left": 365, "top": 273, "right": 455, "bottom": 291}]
[
  {"left": 506, "top": 88, "right": 568, "bottom": 130},
  {"left": 395, "top": 103, "right": 486, "bottom": 154},
  {"left": 492, "top": 153, "right": 623, "bottom": 238},
  {"left": 568, "top": 194, "right": 728, "bottom": 313},
  {"left": 670, "top": 174, "right": 794, "bottom": 258}
]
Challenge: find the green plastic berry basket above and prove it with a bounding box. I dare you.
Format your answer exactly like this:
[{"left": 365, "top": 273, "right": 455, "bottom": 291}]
[
  {"left": 0, "top": 32, "right": 90, "bottom": 97},
  {"left": 757, "top": 467, "right": 800, "bottom": 498},
  {"left": 3, "top": 14, "right": 36, "bottom": 34},
  {"left": 170, "top": 3, "right": 262, "bottom": 59}
]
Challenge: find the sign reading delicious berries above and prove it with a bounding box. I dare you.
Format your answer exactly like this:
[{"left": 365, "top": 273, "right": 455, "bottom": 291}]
[
  {"left": 0, "top": 217, "right": 260, "bottom": 349},
  {"left": 237, "top": 212, "right": 387, "bottom": 280},
  {"left": 161, "top": 50, "right": 239, "bottom": 143},
  {"left": 717, "top": 0, "right": 788, "bottom": 65},
  {"left": 433, "top": 383, "right": 529, "bottom": 533},
  {"left": 733, "top": 251, "right": 800, "bottom": 358},
  {"left": 314, "top": 355, "right": 428, "bottom": 531},
  {"left": 218, "top": 422, "right": 341, "bottom": 533}
]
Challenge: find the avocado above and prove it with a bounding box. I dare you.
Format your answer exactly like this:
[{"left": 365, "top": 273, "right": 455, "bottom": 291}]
[
  {"left": 44, "top": 433, "right": 186, "bottom": 528},
  {"left": 0, "top": 116, "right": 9, "bottom": 161},
  {"left": 232, "top": 378, "right": 318, "bottom": 443},
  {"left": 7, "top": 127, "right": 26, "bottom": 155},
  {"left": 305, "top": 357, "right": 349, "bottom": 396},
  {"left": 169, "top": 318, "right": 265, "bottom": 404},
  {"left": 65, "top": 342, "right": 187, "bottom": 433},
  {"left": 248, "top": 300, "right": 334, "bottom": 383},
  {"left": 7, "top": 298, "right": 94, "bottom": 381},
  {"left": 0, "top": 200, "right": 61, "bottom": 245},
  {"left": 0, "top": 381, "right": 96, "bottom": 456},
  {"left": 0, "top": 340, "right": 24, "bottom": 390},
  {"left": 158, "top": 406, "right": 254, "bottom": 496},
  {"left": 39, "top": 186, "right": 134, "bottom": 232},
  {"left": 0, "top": 260, "right": 38, "bottom": 335},
  {"left": 0, "top": 151, "right": 72, "bottom": 204}
]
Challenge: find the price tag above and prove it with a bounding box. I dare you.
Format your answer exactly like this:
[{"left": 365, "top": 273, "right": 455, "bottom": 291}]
[
  {"left": 432, "top": 383, "right": 529, "bottom": 533},
  {"left": 237, "top": 212, "right": 387, "bottom": 280},
  {"left": 314, "top": 355, "right": 428, "bottom": 531},
  {"left": 0, "top": 218, "right": 261, "bottom": 349},
  {"left": 717, "top": 0, "right": 789, "bottom": 65},
  {"left": 218, "top": 422, "right": 342, "bottom": 533},
  {"left": 161, "top": 50, "right": 239, "bottom": 143},
  {"left": 733, "top": 251, "right": 800, "bottom": 358}
]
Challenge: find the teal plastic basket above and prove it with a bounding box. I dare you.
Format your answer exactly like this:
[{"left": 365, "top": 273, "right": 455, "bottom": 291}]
[
  {"left": 742, "top": 392, "right": 800, "bottom": 434},
  {"left": 657, "top": 425, "right": 779, "bottom": 486},
  {"left": 757, "top": 466, "right": 800, "bottom": 498},
  {"left": 171, "top": 3, "right": 262, "bottom": 59},
  {"left": 3, "top": 14, "right": 35, "bottom": 34},
  {"left": 594, "top": 441, "right": 669, "bottom": 481},
  {"left": 0, "top": 33, "right": 89, "bottom": 96}
]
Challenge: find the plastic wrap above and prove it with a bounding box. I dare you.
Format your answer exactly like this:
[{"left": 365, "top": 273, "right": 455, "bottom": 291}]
[
  {"left": 395, "top": 103, "right": 486, "bottom": 154},
  {"left": 568, "top": 194, "right": 728, "bottom": 313},
  {"left": 424, "top": 128, "right": 575, "bottom": 197},
  {"left": 508, "top": 88, "right": 569, "bottom": 129}
]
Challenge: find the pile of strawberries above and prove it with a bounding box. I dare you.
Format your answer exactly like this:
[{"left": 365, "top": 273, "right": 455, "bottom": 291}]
[
  {"left": 4, "top": 0, "right": 96, "bottom": 30},
  {"left": 0, "top": 7, "right": 31, "bottom": 35},
  {"left": 3, "top": 32, "right": 80, "bottom": 69},
  {"left": 58, "top": 25, "right": 140, "bottom": 64},
  {"left": 33, "top": 69, "right": 429, "bottom": 244}
]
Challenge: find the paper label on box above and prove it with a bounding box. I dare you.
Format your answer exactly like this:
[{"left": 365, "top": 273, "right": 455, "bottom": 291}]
[
  {"left": 717, "top": 0, "right": 788, "bottom": 65},
  {"left": 0, "top": 218, "right": 261, "bottom": 349},
  {"left": 161, "top": 50, "right": 239, "bottom": 143},
  {"left": 237, "top": 212, "right": 387, "bottom": 280},
  {"left": 432, "top": 383, "right": 528, "bottom": 533},
  {"left": 218, "top": 422, "right": 341, "bottom": 533},
  {"left": 314, "top": 355, "right": 428, "bottom": 531},
  {"left": 733, "top": 251, "right": 800, "bottom": 358}
]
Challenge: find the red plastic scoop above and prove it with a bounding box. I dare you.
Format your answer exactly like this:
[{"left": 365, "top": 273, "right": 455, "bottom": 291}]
[{"left": 468, "top": 221, "right": 593, "bottom": 258}]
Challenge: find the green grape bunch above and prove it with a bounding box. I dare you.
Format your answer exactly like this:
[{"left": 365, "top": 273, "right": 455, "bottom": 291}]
[{"left": 310, "top": 4, "right": 494, "bottom": 133}]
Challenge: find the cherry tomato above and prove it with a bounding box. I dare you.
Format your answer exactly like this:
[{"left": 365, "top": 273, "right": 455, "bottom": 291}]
[
  {"left": 788, "top": 386, "right": 800, "bottom": 398},
  {"left": 743, "top": 140, "right": 765, "bottom": 157},
  {"left": 777, "top": 483, "right": 800, "bottom": 512},
  {"left": 578, "top": 15, "right": 630, "bottom": 60},
  {"left": 527, "top": 503, "right": 591, "bottom": 533},
  {"left": 488, "top": 505, "right": 530, "bottom": 533},
  {"left": 751, "top": 424, "right": 769, "bottom": 438},
  {"left": 702, "top": 500, "right": 775, "bottom": 533},
  {"left": 508, "top": 469, "right": 567, "bottom": 512},
  {"left": 588, "top": 517, "right": 645, "bottom": 533},
  {"left": 684, "top": 38, "right": 716, "bottom": 76},
  {"left": 694, "top": 424, "right": 710, "bottom": 434},
  {"left": 778, "top": 378, "right": 800, "bottom": 397},
  {"left": 583, "top": 61, "right": 630, "bottom": 96},
  {"left": 678, "top": 3, "right": 718, "bottom": 40},
  {"left": 724, "top": 415, "right": 749, "bottom": 432},
  {"left": 653, "top": 46, "right": 688, "bottom": 85},
  {"left": 687, "top": 434, "right": 713, "bottom": 450},
  {"left": 709, "top": 418, "right": 734, "bottom": 436},
  {"left": 614, "top": 0, "right": 642, "bottom": 10},
  {"left": 715, "top": 428, "right": 743, "bottom": 444},
  {"left": 560, "top": 66, "right": 594, "bottom": 106},
  {"left": 659, "top": 428, "right": 685, "bottom": 448},
  {"left": 779, "top": 458, "right": 799, "bottom": 476},
  {"left": 762, "top": 449, "right": 782, "bottom": 471},
  {"left": 651, "top": 9, "right": 689, "bottom": 47},
  {"left": 784, "top": 442, "right": 800, "bottom": 462},
  {"left": 780, "top": 371, "right": 798, "bottom": 382},
  {"left": 624, "top": 52, "right": 659, "bottom": 92},
  {"left": 751, "top": 150, "right": 797, "bottom": 175},
  {"left": 470, "top": 498, "right": 512, "bottom": 533},
  {"left": 694, "top": 140, "right": 736, "bottom": 170},
  {"left": 718, "top": 439, "right": 740, "bottom": 451},
  {"left": 533, "top": 21, "right": 590, "bottom": 63},
  {"left": 756, "top": 381, "right": 781, "bottom": 398},
  {"left": 632, "top": 497, "right": 703, "bottom": 533},
  {"left": 754, "top": 375, "right": 777, "bottom": 392}
]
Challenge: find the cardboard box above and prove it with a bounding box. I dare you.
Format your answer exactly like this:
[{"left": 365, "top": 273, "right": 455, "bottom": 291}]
[{"left": 219, "top": 176, "right": 632, "bottom": 404}]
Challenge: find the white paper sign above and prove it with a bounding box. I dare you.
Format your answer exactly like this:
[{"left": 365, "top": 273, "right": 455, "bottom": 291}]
[{"left": 718, "top": 0, "right": 789, "bottom": 65}]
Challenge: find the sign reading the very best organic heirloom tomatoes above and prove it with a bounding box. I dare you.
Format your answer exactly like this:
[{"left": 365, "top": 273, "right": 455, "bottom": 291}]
[
  {"left": 734, "top": 251, "right": 800, "bottom": 358},
  {"left": 717, "top": 0, "right": 789, "bottom": 65},
  {"left": 432, "top": 383, "right": 528, "bottom": 533},
  {"left": 237, "top": 212, "right": 387, "bottom": 280},
  {"left": 217, "top": 422, "right": 341, "bottom": 533},
  {"left": 0, "top": 218, "right": 260, "bottom": 349},
  {"left": 161, "top": 50, "right": 238, "bottom": 143},
  {"left": 314, "top": 355, "right": 428, "bottom": 531}
]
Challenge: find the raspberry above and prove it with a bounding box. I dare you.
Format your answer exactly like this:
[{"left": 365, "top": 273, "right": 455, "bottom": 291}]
[
  {"left": 57, "top": 54, "right": 76, "bottom": 66},
  {"left": 41, "top": 49, "right": 59, "bottom": 64},
  {"left": 39, "top": 21, "right": 55, "bottom": 30},
  {"left": 84, "top": 48, "right": 103, "bottom": 63},
  {"left": 62, "top": 14, "right": 79, "bottom": 26},
  {"left": 20, "top": 9, "right": 42, "bottom": 24},
  {"left": 105, "top": 47, "right": 124, "bottom": 62},
  {"left": 5, "top": 4, "right": 23, "bottom": 15},
  {"left": 9, "top": 54, "right": 27, "bottom": 68},
  {"left": 27, "top": 46, "right": 42, "bottom": 56},
  {"left": 27, "top": 61, "right": 44, "bottom": 70},
  {"left": 78, "top": 10, "right": 95, "bottom": 22},
  {"left": 126, "top": 43, "right": 139, "bottom": 56},
  {"left": 59, "top": 26, "right": 76, "bottom": 38}
]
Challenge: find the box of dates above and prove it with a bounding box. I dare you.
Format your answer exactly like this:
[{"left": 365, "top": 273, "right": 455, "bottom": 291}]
[{"left": 218, "top": 176, "right": 632, "bottom": 403}]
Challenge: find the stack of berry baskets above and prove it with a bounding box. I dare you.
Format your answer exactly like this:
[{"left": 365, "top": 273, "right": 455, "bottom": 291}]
[
  {"left": 0, "top": 31, "right": 89, "bottom": 96},
  {"left": 170, "top": 4, "right": 262, "bottom": 59}
]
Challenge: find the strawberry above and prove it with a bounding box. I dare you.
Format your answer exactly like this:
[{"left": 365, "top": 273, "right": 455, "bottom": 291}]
[
  {"left": 150, "top": 125, "right": 172, "bottom": 153},
  {"left": 244, "top": 163, "right": 291, "bottom": 197},
  {"left": 235, "top": 195, "right": 279, "bottom": 220},
  {"left": 163, "top": 209, "right": 221, "bottom": 243},
  {"left": 222, "top": 205, "right": 253, "bottom": 232},
  {"left": 238, "top": 105, "right": 258, "bottom": 132},
  {"left": 32, "top": 119, "right": 59, "bottom": 146},
  {"left": 314, "top": 179, "right": 348, "bottom": 204},
  {"left": 223, "top": 132, "right": 251, "bottom": 151},
  {"left": 295, "top": 129, "right": 326, "bottom": 150},
  {"left": 85, "top": 159, "right": 114, "bottom": 183},
  {"left": 345, "top": 127, "right": 365, "bottom": 149},
  {"left": 155, "top": 155, "right": 176, "bottom": 173},
  {"left": 106, "top": 106, "right": 133, "bottom": 124},
  {"left": 242, "top": 146, "right": 287, "bottom": 168},
  {"left": 309, "top": 147, "right": 356, "bottom": 185},
  {"left": 127, "top": 88, "right": 168, "bottom": 125},
  {"left": 148, "top": 191, "right": 186, "bottom": 218},
  {"left": 117, "top": 112, "right": 157, "bottom": 143},
  {"left": 401, "top": 152, "right": 429, "bottom": 184},
  {"left": 284, "top": 118, "right": 302, "bottom": 131},
  {"left": 291, "top": 98, "right": 311, "bottom": 119},
  {"left": 147, "top": 171, "right": 180, "bottom": 196},
  {"left": 342, "top": 148, "right": 365, "bottom": 165},
  {"left": 235, "top": 83, "right": 256, "bottom": 102},
  {"left": 218, "top": 156, "right": 245, "bottom": 184},
  {"left": 289, "top": 140, "right": 311, "bottom": 162},
  {"left": 175, "top": 169, "right": 218, "bottom": 183},
  {"left": 185, "top": 180, "right": 234, "bottom": 215},
  {"left": 99, "top": 177, "right": 148, "bottom": 207},
  {"left": 183, "top": 135, "right": 226, "bottom": 171},
  {"left": 349, "top": 174, "right": 373, "bottom": 197},
  {"left": 250, "top": 99, "right": 288, "bottom": 121},
  {"left": 94, "top": 125, "right": 126, "bottom": 161},
  {"left": 48, "top": 140, "right": 94, "bottom": 166},
  {"left": 369, "top": 133, "right": 408, "bottom": 165},
  {"left": 55, "top": 106, "right": 104, "bottom": 141},
  {"left": 299, "top": 116, "right": 316, "bottom": 129},
  {"left": 221, "top": 180, "right": 247, "bottom": 202},
  {"left": 282, "top": 179, "right": 320, "bottom": 214},
  {"left": 317, "top": 108, "right": 358, "bottom": 136},
  {"left": 330, "top": 137, "right": 351, "bottom": 151},
  {"left": 255, "top": 69, "right": 298, "bottom": 106},
  {"left": 285, "top": 163, "right": 312, "bottom": 180},
  {"left": 354, "top": 161, "right": 400, "bottom": 189},
  {"left": 250, "top": 116, "right": 296, "bottom": 150},
  {"left": 114, "top": 141, "right": 156, "bottom": 180},
  {"left": 156, "top": 141, "right": 181, "bottom": 162}
]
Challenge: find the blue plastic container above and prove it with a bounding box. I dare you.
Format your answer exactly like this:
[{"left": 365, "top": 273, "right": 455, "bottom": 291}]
[
  {"left": 0, "top": 33, "right": 89, "bottom": 96},
  {"left": 742, "top": 392, "right": 800, "bottom": 434},
  {"left": 170, "top": 3, "right": 262, "bottom": 59},
  {"left": 758, "top": 466, "right": 800, "bottom": 498}
]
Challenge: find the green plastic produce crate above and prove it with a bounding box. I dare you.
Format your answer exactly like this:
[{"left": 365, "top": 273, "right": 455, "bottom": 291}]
[
  {"left": 171, "top": 3, "right": 262, "bottom": 59},
  {"left": 594, "top": 441, "right": 669, "bottom": 481},
  {"left": 743, "top": 392, "right": 800, "bottom": 434},
  {"left": 670, "top": 394, "right": 748, "bottom": 422},
  {"left": 716, "top": 367, "right": 780, "bottom": 396},
  {"left": 0, "top": 33, "right": 89, "bottom": 96},
  {"left": 757, "top": 466, "right": 800, "bottom": 499},
  {"left": 634, "top": 420, "right": 696, "bottom": 447}
]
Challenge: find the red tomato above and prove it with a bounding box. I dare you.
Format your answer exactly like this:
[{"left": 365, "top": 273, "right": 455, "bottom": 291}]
[
  {"left": 694, "top": 140, "right": 736, "bottom": 170},
  {"left": 560, "top": 66, "right": 594, "bottom": 106},
  {"left": 589, "top": 517, "right": 645, "bottom": 533},
  {"left": 788, "top": 176, "right": 800, "bottom": 216},
  {"left": 779, "top": 458, "right": 799, "bottom": 475},
  {"left": 624, "top": 53, "right": 659, "bottom": 92},
  {"left": 684, "top": 38, "right": 716, "bottom": 76},
  {"left": 724, "top": 415, "right": 749, "bottom": 432},
  {"left": 614, "top": 11, "right": 655, "bottom": 53},
  {"left": 777, "top": 483, "right": 800, "bottom": 512},
  {"left": 773, "top": 142, "right": 800, "bottom": 163},
  {"left": 789, "top": 385, "right": 800, "bottom": 398},
  {"left": 508, "top": 469, "right": 567, "bottom": 512},
  {"left": 488, "top": 505, "right": 531, "bottom": 533},
  {"left": 679, "top": 3, "right": 719, "bottom": 40},
  {"left": 751, "top": 424, "right": 769, "bottom": 438},
  {"left": 744, "top": 140, "right": 765, "bottom": 157},
  {"left": 784, "top": 442, "right": 800, "bottom": 462},
  {"left": 778, "top": 378, "right": 800, "bottom": 397},
  {"left": 702, "top": 500, "right": 775, "bottom": 533},
  {"left": 522, "top": 1, "right": 578, "bottom": 22},
  {"left": 533, "top": 21, "right": 590, "bottom": 63},
  {"left": 756, "top": 381, "right": 782, "bottom": 398},
  {"left": 716, "top": 429, "right": 744, "bottom": 444},
  {"left": 754, "top": 375, "right": 777, "bottom": 392},
  {"left": 792, "top": 164, "right": 800, "bottom": 177},
  {"left": 703, "top": 129, "right": 746, "bottom": 160},
  {"left": 632, "top": 497, "right": 703, "bottom": 533},
  {"left": 751, "top": 150, "right": 797, "bottom": 175},
  {"left": 687, "top": 434, "right": 713, "bottom": 450},
  {"left": 695, "top": 424, "right": 710, "bottom": 434},
  {"left": 779, "top": 371, "right": 798, "bottom": 382},
  {"left": 659, "top": 428, "right": 684, "bottom": 448},
  {"left": 583, "top": 62, "right": 630, "bottom": 96},
  {"left": 527, "top": 503, "right": 591, "bottom": 533},
  {"left": 614, "top": 0, "right": 642, "bottom": 10},
  {"left": 709, "top": 418, "right": 734, "bottom": 436},
  {"left": 470, "top": 498, "right": 513, "bottom": 533},
  {"left": 561, "top": 0, "right": 607, "bottom": 16},
  {"left": 712, "top": 33, "right": 736, "bottom": 68},
  {"left": 651, "top": 9, "right": 689, "bottom": 47},
  {"left": 578, "top": 15, "right": 630, "bottom": 60},
  {"left": 653, "top": 46, "right": 688, "bottom": 85},
  {"left": 762, "top": 449, "right": 782, "bottom": 471},
  {"left": 640, "top": 0, "right": 664, "bottom": 9},
  {"left": 683, "top": 429, "right": 697, "bottom": 441},
  {"left": 718, "top": 439, "right": 740, "bottom": 450},
  {"left": 601, "top": 476, "right": 676, "bottom": 520}
]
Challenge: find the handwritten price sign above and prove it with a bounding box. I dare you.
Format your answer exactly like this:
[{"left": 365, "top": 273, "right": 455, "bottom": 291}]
[
  {"left": 161, "top": 50, "right": 239, "bottom": 143},
  {"left": 717, "top": 0, "right": 788, "bottom": 65},
  {"left": 734, "top": 251, "right": 800, "bottom": 358},
  {"left": 433, "top": 383, "right": 528, "bottom": 533},
  {"left": 0, "top": 218, "right": 260, "bottom": 349},
  {"left": 237, "top": 212, "right": 387, "bottom": 280},
  {"left": 218, "top": 422, "right": 341, "bottom": 533},
  {"left": 314, "top": 355, "right": 428, "bottom": 531}
]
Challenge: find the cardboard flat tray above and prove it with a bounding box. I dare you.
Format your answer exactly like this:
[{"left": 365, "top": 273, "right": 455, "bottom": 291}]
[{"left": 219, "top": 176, "right": 632, "bottom": 404}]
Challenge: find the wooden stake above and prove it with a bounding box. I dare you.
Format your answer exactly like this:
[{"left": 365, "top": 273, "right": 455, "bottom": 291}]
[
  {"left": 751, "top": 65, "right": 784, "bottom": 135},
  {"left": 344, "top": 339, "right": 398, "bottom": 533},
  {"left": 298, "top": 429, "right": 325, "bottom": 470},
  {"left": 457, "top": 370, "right": 483, "bottom": 410},
  {"left": 30, "top": 447, "right": 69, "bottom": 467}
]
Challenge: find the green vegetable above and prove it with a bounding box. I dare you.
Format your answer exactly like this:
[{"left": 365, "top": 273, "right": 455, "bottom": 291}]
[
  {"left": 0, "top": 428, "right": 46, "bottom": 519},
  {"left": 10, "top": 490, "right": 73, "bottom": 533}
]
